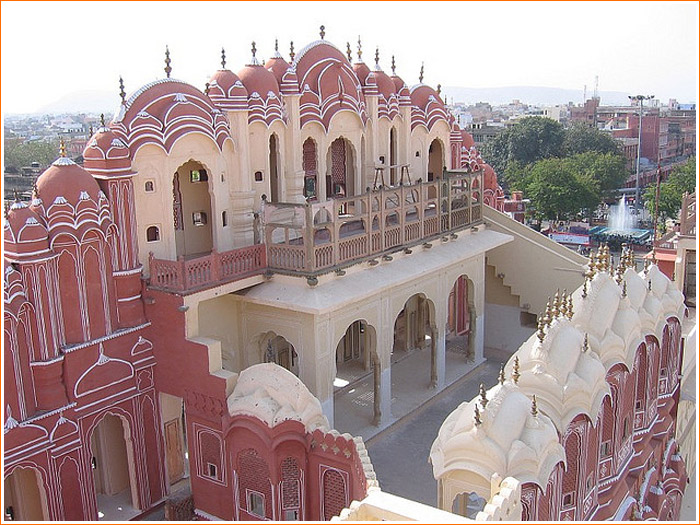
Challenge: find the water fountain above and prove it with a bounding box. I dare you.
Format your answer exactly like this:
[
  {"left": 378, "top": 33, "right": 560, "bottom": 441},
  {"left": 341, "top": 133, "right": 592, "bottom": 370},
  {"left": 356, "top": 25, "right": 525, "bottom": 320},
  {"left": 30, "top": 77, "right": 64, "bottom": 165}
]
[{"left": 608, "top": 196, "right": 636, "bottom": 232}]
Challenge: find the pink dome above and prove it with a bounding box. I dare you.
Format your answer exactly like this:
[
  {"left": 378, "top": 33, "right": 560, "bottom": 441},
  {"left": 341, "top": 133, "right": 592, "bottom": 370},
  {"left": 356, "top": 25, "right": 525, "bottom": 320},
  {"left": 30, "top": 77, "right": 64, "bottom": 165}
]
[
  {"left": 410, "top": 84, "right": 444, "bottom": 110},
  {"left": 208, "top": 69, "right": 248, "bottom": 110},
  {"left": 461, "top": 130, "right": 475, "bottom": 149},
  {"left": 353, "top": 62, "right": 371, "bottom": 85},
  {"left": 83, "top": 127, "right": 133, "bottom": 177},
  {"left": 373, "top": 70, "right": 397, "bottom": 99},
  {"left": 4, "top": 200, "right": 50, "bottom": 260},
  {"left": 238, "top": 64, "right": 280, "bottom": 99},
  {"left": 265, "top": 55, "right": 291, "bottom": 86},
  {"left": 36, "top": 155, "right": 101, "bottom": 209}
]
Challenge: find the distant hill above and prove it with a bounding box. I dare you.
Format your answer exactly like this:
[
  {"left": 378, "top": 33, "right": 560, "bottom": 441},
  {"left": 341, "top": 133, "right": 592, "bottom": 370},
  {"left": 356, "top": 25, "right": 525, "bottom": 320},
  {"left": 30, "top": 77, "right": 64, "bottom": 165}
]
[
  {"left": 35, "top": 90, "right": 120, "bottom": 116},
  {"left": 442, "top": 85, "right": 632, "bottom": 106}
]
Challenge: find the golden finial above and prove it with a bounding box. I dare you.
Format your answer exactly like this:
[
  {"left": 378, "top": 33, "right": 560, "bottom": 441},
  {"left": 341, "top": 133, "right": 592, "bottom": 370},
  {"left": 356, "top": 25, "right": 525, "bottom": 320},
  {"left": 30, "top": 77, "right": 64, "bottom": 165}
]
[
  {"left": 512, "top": 356, "right": 520, "bottom": 384},
  {"left": 119, "top": 76, "right": 126, "bottom": 104},
  {"left": 346, "top": 42, "right": 352, "bottom": 62},
  {"left": 479, "top": 383, "right": 488, "bottom": 408},
  {"left": 567, "top": 293, "right": 574, "bottom": 320},
  {"left": 615, "top": 260, "right": 625, "bottom": 285},
  {"left": 251, "top": 41, "right": 257, "bottom": 59},
  {"left": 204, "top": 82, "right": 210, "bottom": 96},
  {"left": 560, "top": 289, "right": 568, "bottom": 317},
  {"left": 603, "top": 244, "right": 611, "bottom": 271},
  {"left": 544, "top": 298, "right": 553, "bottom": 327},
  {"left": 290, "top": 41, "right": 295, "bottom": 61},
  {"left": 419, "top": 62, "right": 424, "bottom": 83},
  {"left": 582, "top": 333, "right": 589, "bottom": 353},
  {"left": 651, "top": 248, "right": 657, "bottom": 265},
  {"left": 357, "top": 36, "right": 363, "bottom": 60},
  {"left": 643, "top": 257, "right": 650, "bottom": 275},
  {"left": 582, "top": 278, "right": 588, "bottom": 298},
  {"left": 437, "top": 83, "right": 442, "bottom": 96},
  {"left": 595, "top": 245, "right": 605, "bottom": 271},
  {"left": 319, "top": 25, "right": 325, "bottom": 40},
  {"left": 391, "top": 55, "right": 396, "bottom": 75},
  {"left": 553, "top": 290, "right": 561, "bottom": 318},
  {"left": 59, "top": 137, "right": 66, "bottom": 158},
  {"left": 622, "top": 279, "right": 628, "bottom": 298},
  {"left": 586, "top": 250, "right": 596, "bottom": 280},
  {"left": 531, "top": 395, "right": 538, "bottom": 417},
  {"left": 498, "top": 364, "right": 506, "bottom": 385},
  {"left": 164, "top": 45, "right": 172, "bottom": 78},
  {"left": 537, "top": 315, "right": 546, "bottom": 343},
  {"left": 474, "top": 404, "right": 482, "bottom": 427}
]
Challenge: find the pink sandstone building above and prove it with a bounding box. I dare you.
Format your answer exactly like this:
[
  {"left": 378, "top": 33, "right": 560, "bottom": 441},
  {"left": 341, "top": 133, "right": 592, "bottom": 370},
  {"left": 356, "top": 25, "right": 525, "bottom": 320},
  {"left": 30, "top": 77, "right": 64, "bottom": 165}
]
[{"left": 3, "top": 29, "right": 691, "bottom": 522}]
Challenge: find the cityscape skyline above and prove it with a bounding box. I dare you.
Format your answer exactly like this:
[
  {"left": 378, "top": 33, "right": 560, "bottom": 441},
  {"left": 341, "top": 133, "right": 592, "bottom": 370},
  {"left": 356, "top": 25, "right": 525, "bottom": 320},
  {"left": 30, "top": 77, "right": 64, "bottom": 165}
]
[{"left": 1, "top": 1, "right": 698, "bottom": 115}]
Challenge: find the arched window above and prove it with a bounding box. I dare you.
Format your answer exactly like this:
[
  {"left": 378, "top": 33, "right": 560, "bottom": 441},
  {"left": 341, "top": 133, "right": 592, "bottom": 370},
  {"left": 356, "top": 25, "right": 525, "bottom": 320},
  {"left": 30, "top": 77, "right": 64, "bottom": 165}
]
[
  {"left": 146, "top": 226, "right": 160, "bottom": 242},
  {"left": 303, "top": 138, "right": 318, "bottom": 199}
]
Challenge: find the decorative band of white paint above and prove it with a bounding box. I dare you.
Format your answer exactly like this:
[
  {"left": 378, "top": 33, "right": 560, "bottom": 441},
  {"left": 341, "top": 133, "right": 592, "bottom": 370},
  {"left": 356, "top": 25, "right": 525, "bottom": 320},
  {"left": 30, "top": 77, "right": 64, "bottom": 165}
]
[
  {"left": 63, "top": 322, "right": 151, "bottom": 353},
  {"left": 118, "top": 294, "right": 142, "bottom": 303},
  {"left": 30, "top": 355, "right": 65, "bottom": 367},
  {"left": 113, "top": 265, "right": 143, "bottom": 276}
]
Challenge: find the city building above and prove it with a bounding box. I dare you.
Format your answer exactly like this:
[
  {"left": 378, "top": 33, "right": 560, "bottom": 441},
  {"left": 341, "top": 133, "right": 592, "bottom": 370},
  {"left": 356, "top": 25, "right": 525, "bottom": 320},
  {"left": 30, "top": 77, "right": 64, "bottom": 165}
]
[{"left": 3, "top": 29, "right": 690, "bottom": 522}]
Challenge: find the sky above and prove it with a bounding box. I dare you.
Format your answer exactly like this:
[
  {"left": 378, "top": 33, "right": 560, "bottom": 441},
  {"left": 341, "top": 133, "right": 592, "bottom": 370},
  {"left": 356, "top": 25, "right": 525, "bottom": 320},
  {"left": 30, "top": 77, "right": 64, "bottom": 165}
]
[{"left": 1, "top": 1, "right": 698, "bottom": 114}]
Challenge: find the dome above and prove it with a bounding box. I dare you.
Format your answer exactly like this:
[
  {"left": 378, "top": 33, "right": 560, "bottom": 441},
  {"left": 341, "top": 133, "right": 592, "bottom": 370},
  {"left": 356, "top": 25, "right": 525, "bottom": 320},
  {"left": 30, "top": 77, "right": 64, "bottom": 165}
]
[
  {"left": 461, "top": 130, "right": 475, "bottom": 149},
  {"left": 83, "top": 126, "right": 133, "bottom": 178},
  {"left": 410, "top": 84, "right": 444, "bottom": 110},
  {"left": 373, "top": 69, "right": 397, "bottom": 100},
  {"left": 36, "top": 154, "right": 102, "bottom": 209},
  {"left": 483, "top": 163, "right": 499, "bottom": 190},
  {"left": 238, "top": 63, "right": 281, "bottom": 99},
  {"left": 4, "top": 199, "right": 50, "bottom": 260},
  {"left": 353, "top": 61, "right": 371, "bottom": 85},
  {"left": 208, "top": 69, "right": 248, "bottom": 110},
  {"left": 265, "top": 53, "right": 291, "bottom": 85},
  {"left": 112, "top": 78, "right": 232, "bottom": 154}
]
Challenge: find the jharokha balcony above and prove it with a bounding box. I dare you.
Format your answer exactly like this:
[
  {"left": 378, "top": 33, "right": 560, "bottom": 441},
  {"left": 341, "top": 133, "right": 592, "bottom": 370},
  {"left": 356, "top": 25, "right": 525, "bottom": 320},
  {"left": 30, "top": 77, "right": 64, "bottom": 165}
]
[{"left": 148, "top": 170, "right": 483, "bottom": 293}]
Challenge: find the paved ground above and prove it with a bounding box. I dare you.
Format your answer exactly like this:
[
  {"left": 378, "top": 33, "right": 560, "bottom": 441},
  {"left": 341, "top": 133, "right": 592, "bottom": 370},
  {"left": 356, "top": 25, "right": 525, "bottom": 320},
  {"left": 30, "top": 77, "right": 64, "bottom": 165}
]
[{"left": 364, "top": 354, "right": 503, "bottom": 507}]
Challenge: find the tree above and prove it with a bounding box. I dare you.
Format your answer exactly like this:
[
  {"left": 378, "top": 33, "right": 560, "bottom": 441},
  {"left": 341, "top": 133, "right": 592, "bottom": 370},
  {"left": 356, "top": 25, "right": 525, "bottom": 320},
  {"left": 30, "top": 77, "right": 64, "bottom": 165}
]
[
  {"left": 565, "top": 152, "right": 628, "bottom": 196},
  {"left": 523, "top": 157, "right": 599, "bottom": 221},
  {"left": 644, "top": 156, "right": 697, "bottom": 221},
  {"left": 481, "top": 117, "right": 565, "bottom": 185},
  {"left": 3, "top": 138, "right": 60, "bottom": 172},
  {"left": 563, "top": 122, "right": 622, "bottom": 156}
]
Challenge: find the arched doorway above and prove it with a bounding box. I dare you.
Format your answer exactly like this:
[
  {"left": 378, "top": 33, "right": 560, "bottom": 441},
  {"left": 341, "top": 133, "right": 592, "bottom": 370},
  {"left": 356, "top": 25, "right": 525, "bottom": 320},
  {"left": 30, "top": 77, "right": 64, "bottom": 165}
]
[
  {"left": 4, "top": 467, "right": 49, "bottom": 521},
  {"left": 302, "top": 137, "right": 318, "bottom": 200},
  {"left": 90, "top": 413, "right": 138, "bottom": 520},
  {"left": 327, "top": 138, "right": 355, "bottom": 199},
  {"left": 389, "top": 127, "right": 397, "bottom": 185},
  {"left": 269, "top": 134, "right": 280, "bottom": 202},
  {"left": 447, "top": 275, "right": 476, "bottom": 361},
  {"left": 247, "top": 332, "right": 299, "bottom": 376},
  {"left": 392, "top": 294, "right": 437, "bottom": 389},
  {"left": 333, "top": 321, "right": 381, "bottom": 426},
  {"left": 173, "top": 160, "right": 213, "bottom": 258},
  {"left": 427, "top": 138, "right": 443, "bottom": 182}
]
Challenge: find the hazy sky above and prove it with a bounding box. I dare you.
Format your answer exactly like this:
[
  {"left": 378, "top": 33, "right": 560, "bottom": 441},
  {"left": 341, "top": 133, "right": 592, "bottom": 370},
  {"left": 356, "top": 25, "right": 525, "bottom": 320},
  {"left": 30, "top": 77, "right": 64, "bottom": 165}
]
[{"left": 2, "top": 1, "right": 698, "bottom": 114}]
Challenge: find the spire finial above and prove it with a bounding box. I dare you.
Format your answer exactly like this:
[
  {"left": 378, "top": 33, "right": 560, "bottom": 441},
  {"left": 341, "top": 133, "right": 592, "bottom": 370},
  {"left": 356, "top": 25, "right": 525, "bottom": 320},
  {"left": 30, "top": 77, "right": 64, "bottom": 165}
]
[
  {"left": 543, "top": 298, "right": 553, "bottom": 327},
  {"left": 290, "top": 41, "right": 295, "bottom": 61},
  {"left": 582, "top": 333, "right": 589, "bottom": 353},
  {"left": 479, "top": 383, "right": 488, "bottom": 408},
  {"left": 537, "top": 315, "right": 546, "bottom": 342},
  {"left": 274, "top": 38, "right": 279, "bottom": 53},
  {"left": 346, "top": 42, "right": 352, "bottom": 62},
  {"left": 419, "top": 62, "right": 424, "bottom": 83},
  {"left": 357, "top": 36, "right": 363, "bottom": 60},
  {"left": 644, "top": 257, "right": 650, "bottom": 275},
  {"left": 164, "top": 45, "right": 172, "bottom": 78},
  {"left": 251, "top": 41, "right": 257, "bottom": 58},
  {"left": 553, "top": 290, "right": 561, "bottom": 319},
  {"left": 582, "top": 277, "right": 588, "bottom": 298},
  {"left": 512, "top": 356, "right": 521, "bottom": 384},
  {"left": 498, "top": 363, "right": 506, "bottom": 385},
  {"left": 474, "top": 404, "right": 482, "bottom": 427},
  {"left": 437, "top": 83, "right": 442, "bottom": 96},
  {"left": 59, "top": 137, "right": 67, "bottom": 158},
  {"left": 375, "top": 46, "right": 380, "bottom": 66},
  {"left": 119, "top": 76, "right": 126, "bottom": 104},
  {"left": 320, "top": 25, "right": 325, "bottom": 40},
  {"left": 586, "top": 250, "right": 596, "bottom": 280},
  {"left": 221, "top": 47, "right": 226, "bottom": 69},
  {"left": 391, "top": 55, "right": 396, "bottom": 75},
  {"left": 567, "top": 293, "right": 574, "bottom": 320},
  {"left": 622, "top": 279, "right": 628, "bottom": 298},
  {"left": 89, "top": 124, "right": 93, "bottom": 136},
  {"left": 100, "top": 113, "right": 105, "bottom": 128},
  {"left": 560, "top": 289, "right": 568, "bottom": 317},
  {"left": 531, "top": 395, "right": 538, "bottom": 417},
  {"left": 204, "top": 82, "right": 210, "bottom": 96}
]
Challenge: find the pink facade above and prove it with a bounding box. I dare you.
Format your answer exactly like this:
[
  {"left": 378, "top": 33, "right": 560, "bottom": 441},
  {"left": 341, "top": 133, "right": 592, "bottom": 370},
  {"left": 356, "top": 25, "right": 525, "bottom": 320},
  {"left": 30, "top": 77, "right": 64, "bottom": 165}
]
[{"left": 519, "top": 317, "right": 687, "bottom": 521}]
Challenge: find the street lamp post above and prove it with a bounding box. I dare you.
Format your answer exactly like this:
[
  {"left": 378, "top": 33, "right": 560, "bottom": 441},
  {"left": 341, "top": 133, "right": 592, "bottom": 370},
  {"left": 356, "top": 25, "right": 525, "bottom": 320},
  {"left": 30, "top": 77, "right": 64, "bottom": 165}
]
[{"left": 628, "top": 94, "right": 654, "bottom": 213}]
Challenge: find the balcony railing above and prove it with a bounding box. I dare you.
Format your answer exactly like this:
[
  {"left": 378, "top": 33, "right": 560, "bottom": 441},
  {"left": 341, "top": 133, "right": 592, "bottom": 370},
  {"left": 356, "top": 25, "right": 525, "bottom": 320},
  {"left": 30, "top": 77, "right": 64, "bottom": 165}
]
[
  {"left": 264, "top": 170, "right": 483, "bottom": 275},
  {"left": 148, "top": 244, "right": 266, "bottom": 293}
]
